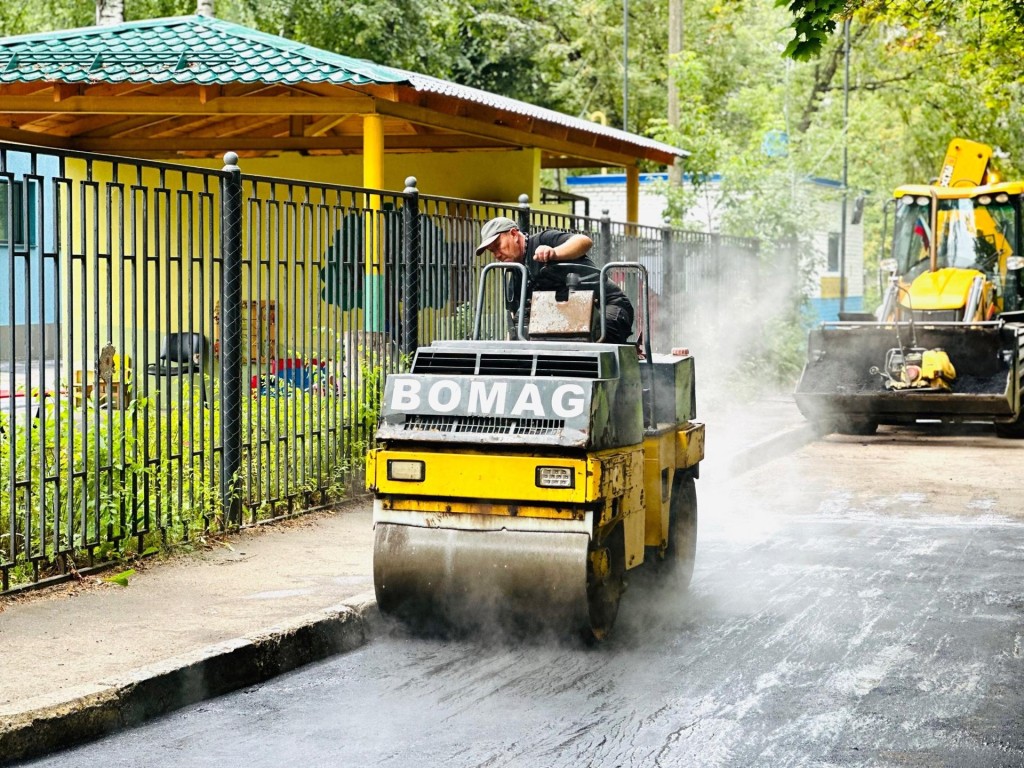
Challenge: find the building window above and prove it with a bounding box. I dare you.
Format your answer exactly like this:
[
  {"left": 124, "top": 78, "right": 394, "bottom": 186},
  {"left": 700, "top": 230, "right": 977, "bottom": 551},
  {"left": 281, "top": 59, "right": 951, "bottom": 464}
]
[{"left": 827, "top": 231, "right": 840, "bottom": 273}]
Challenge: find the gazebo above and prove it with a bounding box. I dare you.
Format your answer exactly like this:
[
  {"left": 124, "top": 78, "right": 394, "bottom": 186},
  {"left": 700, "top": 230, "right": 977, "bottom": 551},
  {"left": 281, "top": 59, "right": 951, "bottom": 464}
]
[{"left": 0, "top": 14, "right": 686, "bottom": 219}]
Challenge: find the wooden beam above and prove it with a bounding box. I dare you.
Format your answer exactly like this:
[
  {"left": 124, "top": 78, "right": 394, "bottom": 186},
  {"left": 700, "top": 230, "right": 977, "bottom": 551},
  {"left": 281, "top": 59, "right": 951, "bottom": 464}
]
[
  {"left": 70, "top": 133, "right": 512, "bottom": 153},
  {"left": 199, "top": 85, "right": 222, "bottom": 104},
  {"left": 304, "top": 115, "right": 348, "bottom": 137},
  {"left": 0, "top": 95, "right": 378, "bottom": 115},
  {"left": 541, "top": 155, "right": 624, "bottom": 170},
  {"left": 375, "top": 100, "right": 658, "bottom": 167},
  {"left": 0, "top": 127, "right": 74, "bottom": 149},
  {"left": 78, "top": 113, "right": 182, "bottom": 138},
  {"left": 43, "top": 113, "right": 128, "bottom": 137},
  {"left": 1, "top": 82, "right": 53, "bottom": 97},
  {"left": 53, "top": 83, "right": 80, "bottom": 102}
]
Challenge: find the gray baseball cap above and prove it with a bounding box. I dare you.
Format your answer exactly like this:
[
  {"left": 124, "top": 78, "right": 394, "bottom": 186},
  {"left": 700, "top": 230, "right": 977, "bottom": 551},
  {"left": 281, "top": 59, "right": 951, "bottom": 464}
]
[{"left": 475, "top": 217, "right": 518, "bottom": 255}]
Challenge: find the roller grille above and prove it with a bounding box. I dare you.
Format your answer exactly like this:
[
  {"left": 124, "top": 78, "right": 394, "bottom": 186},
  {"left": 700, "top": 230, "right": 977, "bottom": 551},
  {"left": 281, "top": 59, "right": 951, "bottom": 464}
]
[{"left": 403, "top": 414, "right": 564, "bottom": 435}]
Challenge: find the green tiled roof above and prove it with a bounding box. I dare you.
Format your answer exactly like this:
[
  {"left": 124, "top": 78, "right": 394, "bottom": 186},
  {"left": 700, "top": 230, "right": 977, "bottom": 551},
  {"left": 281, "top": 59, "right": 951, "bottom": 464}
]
[
  {"left": 0, "top": 14, "right": 686, "bottom": 160},
  {"left": 0, "top": 15, "right": 407, "bottom": 86}
]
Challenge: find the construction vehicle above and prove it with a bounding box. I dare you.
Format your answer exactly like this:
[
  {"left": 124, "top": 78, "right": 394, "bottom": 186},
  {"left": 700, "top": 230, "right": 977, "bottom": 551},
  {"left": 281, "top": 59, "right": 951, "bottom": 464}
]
[
  {"left": 795, "top": 138, "right": 1024, "bottom": 437},
  {"left": 366, "top": 261, "right": 704, "bottom": 640}
]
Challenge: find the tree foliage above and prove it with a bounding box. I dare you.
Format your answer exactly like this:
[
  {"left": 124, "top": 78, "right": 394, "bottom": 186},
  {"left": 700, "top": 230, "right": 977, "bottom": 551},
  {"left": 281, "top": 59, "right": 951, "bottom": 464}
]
[
  {"left": 7, "top": 0, "right": 1024, "bottom": 247},
  {"left": 774, "top": 0, "right": 845, "bottom": 60}
]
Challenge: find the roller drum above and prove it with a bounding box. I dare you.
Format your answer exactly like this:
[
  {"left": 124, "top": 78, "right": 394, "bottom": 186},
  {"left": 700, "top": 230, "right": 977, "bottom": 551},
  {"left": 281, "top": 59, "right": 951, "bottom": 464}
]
[{"left": 374, "top": 523, "right": 590, "bottom": 633}]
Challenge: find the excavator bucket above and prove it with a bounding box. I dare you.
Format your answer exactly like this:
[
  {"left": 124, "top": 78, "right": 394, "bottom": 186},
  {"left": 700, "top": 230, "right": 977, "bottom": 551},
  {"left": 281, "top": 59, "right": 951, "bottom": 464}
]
[{"left": 794, "top": 322, "right": 1024, "bottom": 428}]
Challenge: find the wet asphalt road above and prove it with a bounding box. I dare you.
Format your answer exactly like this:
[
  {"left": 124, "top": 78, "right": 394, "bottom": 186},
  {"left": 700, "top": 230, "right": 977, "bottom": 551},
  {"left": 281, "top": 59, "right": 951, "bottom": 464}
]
[{"left": 19, "top": 429, "right": 1024, "bottom": 767}]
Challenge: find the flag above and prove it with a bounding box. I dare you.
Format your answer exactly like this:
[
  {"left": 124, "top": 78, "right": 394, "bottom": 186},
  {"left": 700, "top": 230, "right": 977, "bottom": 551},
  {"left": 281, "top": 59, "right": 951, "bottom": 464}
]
[{"left": 913, "top": 215, "right": 930, "bottom": 250}]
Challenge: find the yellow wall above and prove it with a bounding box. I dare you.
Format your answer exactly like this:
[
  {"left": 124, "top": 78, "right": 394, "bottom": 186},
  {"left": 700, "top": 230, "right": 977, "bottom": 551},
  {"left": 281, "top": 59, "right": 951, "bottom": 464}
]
[
  {"left": 189, "top": 148, "right": 542, "bottom": 204},
  {"left": 59, "top": 145, "right": 561, "bottom": 376},
  {"left": 61, "top": 158, "right": 221, "bottom": 373}
]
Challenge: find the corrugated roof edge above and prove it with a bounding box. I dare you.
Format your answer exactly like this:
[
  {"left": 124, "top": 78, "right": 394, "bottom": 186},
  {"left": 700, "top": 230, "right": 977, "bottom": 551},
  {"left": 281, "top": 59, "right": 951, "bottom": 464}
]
[{"left": 392, "top": 69, "right": 688, "bottom": 158}]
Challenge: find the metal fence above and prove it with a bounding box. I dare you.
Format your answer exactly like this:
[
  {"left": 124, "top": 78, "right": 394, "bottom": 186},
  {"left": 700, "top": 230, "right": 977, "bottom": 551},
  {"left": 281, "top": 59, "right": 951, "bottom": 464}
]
[{"left": 0, "top": 143, "right": 763, "bottom": 593}]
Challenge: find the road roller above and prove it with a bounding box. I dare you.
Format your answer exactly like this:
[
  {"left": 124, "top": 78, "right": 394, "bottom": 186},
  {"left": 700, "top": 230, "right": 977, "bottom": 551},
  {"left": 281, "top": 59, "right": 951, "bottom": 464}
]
[{"left": 366, "top": 261, "right": 704, "bottom": 640}]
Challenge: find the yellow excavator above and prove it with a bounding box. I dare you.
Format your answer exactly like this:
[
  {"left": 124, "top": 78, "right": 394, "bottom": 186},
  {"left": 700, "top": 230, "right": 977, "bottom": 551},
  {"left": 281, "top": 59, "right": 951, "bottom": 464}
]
[
  {"left": 795, "top": 138, "right": 1024, "bottom": 437},
  {"left": 366, "top": 261, "right": 704, "bottom": 640}
]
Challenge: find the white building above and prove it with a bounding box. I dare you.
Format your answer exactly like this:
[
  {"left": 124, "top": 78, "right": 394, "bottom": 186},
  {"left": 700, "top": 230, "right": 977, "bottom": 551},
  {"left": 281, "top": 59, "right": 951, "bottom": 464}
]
[{"left": 563, "top": 172, "right": 866, "bottom": 322}]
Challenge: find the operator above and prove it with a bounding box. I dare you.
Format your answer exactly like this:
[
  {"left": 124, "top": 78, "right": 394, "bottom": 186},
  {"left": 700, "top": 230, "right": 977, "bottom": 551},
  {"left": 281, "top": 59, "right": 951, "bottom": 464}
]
[{"left": 475, "top": 216, "right": 635, "bottom": 344}]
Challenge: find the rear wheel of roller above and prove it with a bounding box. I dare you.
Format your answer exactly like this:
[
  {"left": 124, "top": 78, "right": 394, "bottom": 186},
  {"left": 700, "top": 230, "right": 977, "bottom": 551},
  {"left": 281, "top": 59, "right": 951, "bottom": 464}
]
[
  {"left": 583, "top": 525, "right": 625, "bottom": 643},
  {"left": 663, "top": 474, "right": 698, "bottom": 589}
]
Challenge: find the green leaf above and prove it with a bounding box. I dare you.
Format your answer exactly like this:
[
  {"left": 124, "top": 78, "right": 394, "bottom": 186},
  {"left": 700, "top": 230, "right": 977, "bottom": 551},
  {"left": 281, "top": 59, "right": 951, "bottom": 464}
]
[{"left": 103, "top": 569, "right": 136, "bottom": 587}]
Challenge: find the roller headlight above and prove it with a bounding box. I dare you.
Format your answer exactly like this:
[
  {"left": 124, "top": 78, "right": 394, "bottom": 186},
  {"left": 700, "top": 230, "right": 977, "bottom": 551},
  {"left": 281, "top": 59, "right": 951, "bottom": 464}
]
[
  {"left": 536, "top": 466, "right": 574, "bottom": 488},
  {"left": 388, "top": 459, "right": 425, "bottom": 482}
]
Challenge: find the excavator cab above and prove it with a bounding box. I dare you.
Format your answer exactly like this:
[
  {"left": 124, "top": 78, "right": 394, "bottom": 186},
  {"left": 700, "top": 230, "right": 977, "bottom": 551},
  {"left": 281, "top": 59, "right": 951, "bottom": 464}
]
[{"left": 883, "top": 187, "right": 1024, "bottom": 320}]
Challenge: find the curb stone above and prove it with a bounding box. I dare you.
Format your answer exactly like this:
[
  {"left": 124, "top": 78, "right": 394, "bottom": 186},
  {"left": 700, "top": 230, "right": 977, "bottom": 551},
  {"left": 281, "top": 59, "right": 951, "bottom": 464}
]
[
  {"left": 725, "top": 422, "right": 823, "bottom": 477},
  {"left": 1, "top": 590, "right": 380, "bottom": 765}
]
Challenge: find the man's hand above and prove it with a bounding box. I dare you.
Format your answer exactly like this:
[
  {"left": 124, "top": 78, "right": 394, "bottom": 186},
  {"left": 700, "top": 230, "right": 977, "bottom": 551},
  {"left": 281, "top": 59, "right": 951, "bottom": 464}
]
[{"left": 533, "top": 245, "right": 557, "bottom": 263}]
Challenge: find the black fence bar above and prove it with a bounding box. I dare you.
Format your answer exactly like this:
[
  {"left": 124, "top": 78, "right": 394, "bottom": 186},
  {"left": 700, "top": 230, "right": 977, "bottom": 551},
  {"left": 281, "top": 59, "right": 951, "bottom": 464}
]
[
  {"left": 220, "top": 153, "right": 243, "bottom": 525},
  {"left": 402, "top": 177, "right": 420, "bottom": 359},
  {"left": 0, "top": 141, "right": 768, "bottom": 594}
]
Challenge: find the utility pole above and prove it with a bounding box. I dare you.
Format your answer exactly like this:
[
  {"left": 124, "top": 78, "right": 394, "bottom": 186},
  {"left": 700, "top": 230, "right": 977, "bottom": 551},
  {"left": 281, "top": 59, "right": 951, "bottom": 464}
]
[
  {"left": 95, "top": 0, "right": 124, "bottom": 25},
  {"left": 667, "top": 0, "right": 683, "bottom": 185},
  {"left": 839, "top": 17, "right": 850, "bottom": 316},
  {"left": 623, "top": 0, "right": 629, "bottom": 132}
]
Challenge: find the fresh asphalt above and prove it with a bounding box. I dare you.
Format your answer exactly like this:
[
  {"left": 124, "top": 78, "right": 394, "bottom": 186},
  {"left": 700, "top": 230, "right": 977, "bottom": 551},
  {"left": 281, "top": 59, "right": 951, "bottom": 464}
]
[
  {"left": 11, "top": 408, "right": 1024, "bottom": 767},
  {"left": 1, "top": 396, "right": 816, "bottom": 764}
]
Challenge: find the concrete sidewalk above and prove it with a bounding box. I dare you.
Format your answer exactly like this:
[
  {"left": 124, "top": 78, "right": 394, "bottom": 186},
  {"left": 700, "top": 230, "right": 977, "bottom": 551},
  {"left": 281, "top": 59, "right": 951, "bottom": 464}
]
[{"left": 0, "top": 394, "right": 815, "bottom": 764}]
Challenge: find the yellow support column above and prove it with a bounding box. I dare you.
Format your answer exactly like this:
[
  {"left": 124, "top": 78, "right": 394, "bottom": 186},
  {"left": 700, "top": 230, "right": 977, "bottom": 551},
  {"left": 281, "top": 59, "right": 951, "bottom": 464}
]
[
  {"left": 363, "top": 113, "right": 385, "bottom": 332},
  {"left": 626, "top": 165, "right": 640, "bottom": 230}
]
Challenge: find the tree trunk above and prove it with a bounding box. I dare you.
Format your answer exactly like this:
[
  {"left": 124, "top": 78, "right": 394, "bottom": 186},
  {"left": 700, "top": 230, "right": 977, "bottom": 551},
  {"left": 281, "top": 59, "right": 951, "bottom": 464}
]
[
  {"left": 667, "top": 0, "right": 683, "bottom": 186},
  {"left": 797, "top": 23, "right": 868, "bottom": 134},
  {"left": 95, "top": 0, "right": 124, "bottom": 26}
]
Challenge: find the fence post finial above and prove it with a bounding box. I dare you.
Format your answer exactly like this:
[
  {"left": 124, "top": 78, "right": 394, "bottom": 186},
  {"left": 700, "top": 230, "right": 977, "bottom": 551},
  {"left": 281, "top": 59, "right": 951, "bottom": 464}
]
[
  {"left": 517, "top": 194, "right": 530, "bottom": 233},
  {"left": 600, "top": 209, "right": 612, "bottom": 266}
]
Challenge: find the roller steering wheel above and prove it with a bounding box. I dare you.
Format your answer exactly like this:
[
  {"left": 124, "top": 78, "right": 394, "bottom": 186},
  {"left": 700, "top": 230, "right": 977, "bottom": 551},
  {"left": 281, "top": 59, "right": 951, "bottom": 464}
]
[{"left": 532, "top": 261, "right": 602, "bottom": 292}]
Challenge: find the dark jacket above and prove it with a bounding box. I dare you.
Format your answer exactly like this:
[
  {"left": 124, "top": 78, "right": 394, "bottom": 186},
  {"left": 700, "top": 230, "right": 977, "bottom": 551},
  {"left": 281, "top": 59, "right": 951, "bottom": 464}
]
[{"left": 505, "top": 229, "right": 632, "bottom": 311}]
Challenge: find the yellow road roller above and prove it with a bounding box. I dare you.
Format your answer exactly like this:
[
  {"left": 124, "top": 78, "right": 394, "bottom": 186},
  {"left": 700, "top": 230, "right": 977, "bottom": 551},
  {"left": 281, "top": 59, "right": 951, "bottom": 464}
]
[{"left": 366, "top": 262, "right": 704, "bottom": 640}]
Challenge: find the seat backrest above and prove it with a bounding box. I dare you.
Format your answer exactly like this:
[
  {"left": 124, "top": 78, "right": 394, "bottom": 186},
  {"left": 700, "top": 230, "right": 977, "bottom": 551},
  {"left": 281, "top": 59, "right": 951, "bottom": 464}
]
[{"left": 161, "top": 333, "right": 207, "bottom": 364}]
